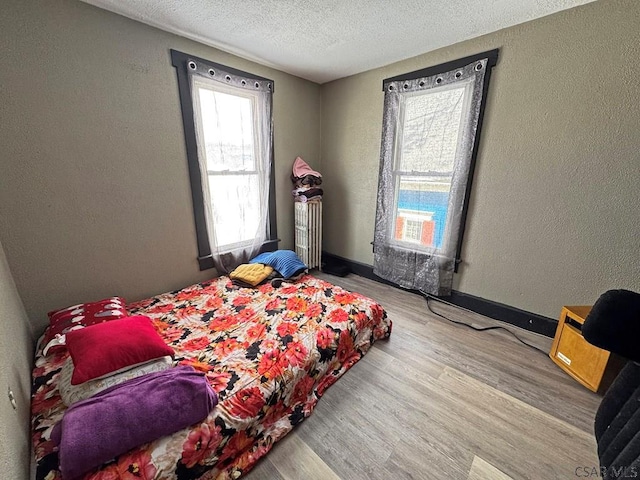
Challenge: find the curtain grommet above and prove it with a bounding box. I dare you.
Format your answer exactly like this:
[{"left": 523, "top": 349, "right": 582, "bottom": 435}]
[
  {"left": 188, "top": 61, "right": 197, "bottom": 70},
  {"left": 208, "top": 69, "right": 215, "bottom": 76}
]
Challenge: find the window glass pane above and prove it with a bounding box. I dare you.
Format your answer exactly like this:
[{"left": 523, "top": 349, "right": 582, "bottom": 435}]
[
  {"left": 397, "top": 83, "right": 468, "bottom": 174},
  {"left": 392, "top": 82, "right": 471, "bottom": 250},
  {"left": 397, "top": 176, "right": 451, "bottom": 248},
  {"left": 197, "top": 86, "right": 256, "bottom": 172},
  {"left": 208, "top": 174, "right": 261, "bottom": 247},
  {"left": 394, "top": 175, "right": 449, "bottom": 249}
]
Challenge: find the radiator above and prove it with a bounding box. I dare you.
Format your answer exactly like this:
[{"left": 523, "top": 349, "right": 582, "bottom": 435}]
[{"left": 294, "top": 201, "right": 322, "bottom": 270}]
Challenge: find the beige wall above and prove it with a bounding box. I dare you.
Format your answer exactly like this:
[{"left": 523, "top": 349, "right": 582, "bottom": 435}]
[
  {"left": 0, "top": 239, "right": 34, "bottom": 479},
  {"left": 1, "top": 0, "right": 638, "bottom": 330},
  {"left": 0, "top": 0, "right": 321, "bottom": 333},
  {"left": 321, "top": 0, "right": 640, "bottom": 319}
]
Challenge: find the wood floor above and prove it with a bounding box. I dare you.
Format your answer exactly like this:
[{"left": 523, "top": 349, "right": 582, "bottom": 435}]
[{"left": 246, "top": 273, "right": 602, "bottom": 480}]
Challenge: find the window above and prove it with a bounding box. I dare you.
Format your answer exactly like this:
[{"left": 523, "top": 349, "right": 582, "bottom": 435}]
[
  {"left": 193, "top": 79, "right": 263, "bottom": 249},
  {"left": 373, "top": 50, "right": 498, "bottom": 295},
  {"left": 171, "top": 50, "right": 277, "bottom": 271},
  {"left": 395, "top": 212, "right": 435, "bottom": 245},
  {"left": 404, "top": 219, "right": 422, "bottom": 242},
  {"left": 391, "top": 80, "right": 472, "bottom": 253}
]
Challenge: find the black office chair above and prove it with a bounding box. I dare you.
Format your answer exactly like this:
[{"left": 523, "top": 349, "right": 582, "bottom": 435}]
[{"left": 582, "top": 289, "right": 640, "bottom": 479}]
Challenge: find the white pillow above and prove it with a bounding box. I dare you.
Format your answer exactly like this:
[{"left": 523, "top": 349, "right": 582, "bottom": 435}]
[{"left": 58, "top": 356, "right": 173, "bottom": 406}]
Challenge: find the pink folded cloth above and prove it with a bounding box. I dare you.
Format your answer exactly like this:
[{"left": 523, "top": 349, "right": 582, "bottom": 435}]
[{"left": 292, "top": 156, "right": 322, "bottom": 178}]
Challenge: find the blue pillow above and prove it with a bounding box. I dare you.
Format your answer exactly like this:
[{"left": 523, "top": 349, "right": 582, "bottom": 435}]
[{"left": 249, "top": 250, "right": 307, "bottom": 279}]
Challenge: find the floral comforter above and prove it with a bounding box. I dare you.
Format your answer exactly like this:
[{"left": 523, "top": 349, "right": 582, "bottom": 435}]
[{"left": 32, "top": 275, "right": 392, "bottom": 479}]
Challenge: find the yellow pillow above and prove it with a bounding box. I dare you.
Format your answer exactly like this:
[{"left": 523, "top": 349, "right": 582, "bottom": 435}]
[{"left": 229, "top": 264, "right": 274, "bottom": 286}]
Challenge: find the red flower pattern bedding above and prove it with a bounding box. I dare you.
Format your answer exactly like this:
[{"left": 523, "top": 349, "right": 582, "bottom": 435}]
[{"left": 32, "top": 274, "right": 392, "bottom": 479}]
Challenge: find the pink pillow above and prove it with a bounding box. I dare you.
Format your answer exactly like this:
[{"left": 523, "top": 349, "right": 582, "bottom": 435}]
[
  {"left": 42, "top": 297, "right": 128, "bottom": 356},
  {"left": 66, "top": 315, "right": 174, "bottom": 385}
]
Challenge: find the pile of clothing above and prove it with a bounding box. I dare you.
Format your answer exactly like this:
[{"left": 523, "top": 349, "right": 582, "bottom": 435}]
[
  {"left": 291, "top": 156, "right": 323, "bottom": 203},
  {"left": 230, "top": 250, "right": 308, "bottom": 288}
]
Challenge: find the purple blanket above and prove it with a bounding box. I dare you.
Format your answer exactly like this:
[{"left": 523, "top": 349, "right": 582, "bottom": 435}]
[{"left": 51, "top": 365, "right": 217, "bottom": 480}]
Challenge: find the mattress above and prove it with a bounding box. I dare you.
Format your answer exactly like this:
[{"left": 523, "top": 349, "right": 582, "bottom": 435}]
[{"left": 32, "top": 274, "right": 392, "bottom": 479}]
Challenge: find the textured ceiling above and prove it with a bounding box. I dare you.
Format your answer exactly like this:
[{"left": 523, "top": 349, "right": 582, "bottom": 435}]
[{"left": 80, "top": 0, "right": 596, "bottom": 84}]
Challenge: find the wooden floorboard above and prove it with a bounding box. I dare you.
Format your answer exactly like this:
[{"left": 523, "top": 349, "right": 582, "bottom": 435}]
[
  {"left": 246, "top": 273, "right": 601, "bottom": 480},
  {"left": 467, "top": 456, "right": 514, "bottom": 480}
]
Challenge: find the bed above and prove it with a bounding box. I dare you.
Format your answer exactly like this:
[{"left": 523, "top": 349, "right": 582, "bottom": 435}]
[{"left": 32, "top": 274, "right": 392, "bottom": 479}]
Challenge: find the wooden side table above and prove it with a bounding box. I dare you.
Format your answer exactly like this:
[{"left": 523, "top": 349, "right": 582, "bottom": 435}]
[{"left": 549, "top": 305, "right": 626, "bottom": 393}]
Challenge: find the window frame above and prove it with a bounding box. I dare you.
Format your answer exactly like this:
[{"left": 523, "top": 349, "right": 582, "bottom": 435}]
[
  {"left": 171, "top": 49, "right": 278, "bottom": 271},
  {"left": 381, "top": 49, "right": 498, "bottom": 272}
]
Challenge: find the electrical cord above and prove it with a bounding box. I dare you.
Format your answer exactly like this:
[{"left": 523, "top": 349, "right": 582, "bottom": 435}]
[{"left": 422, "top": 293, "right": 549, "bottom": 355}]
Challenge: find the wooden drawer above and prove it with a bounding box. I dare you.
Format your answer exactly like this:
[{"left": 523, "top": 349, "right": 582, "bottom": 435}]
[
  {"left": 554, "top": 323, "right": 608, "bottom": 391},
  {"left": 550, "top": 305, "right": 625, "bottom": 393}
]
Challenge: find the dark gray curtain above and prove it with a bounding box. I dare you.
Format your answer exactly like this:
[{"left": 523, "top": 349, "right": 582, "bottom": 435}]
[{"left": 373, "top": 56, "right": 491, "bottom": 295}]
